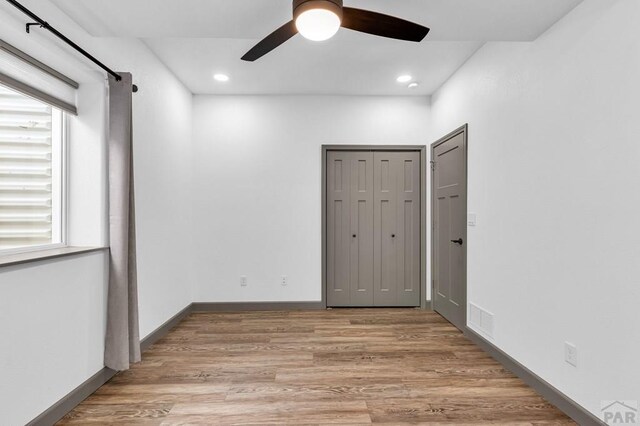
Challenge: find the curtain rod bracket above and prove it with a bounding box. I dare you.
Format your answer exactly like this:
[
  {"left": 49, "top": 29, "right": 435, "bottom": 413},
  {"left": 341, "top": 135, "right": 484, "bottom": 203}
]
[{"left": 25, "top": 22, "right": 43, "bottom": 34}]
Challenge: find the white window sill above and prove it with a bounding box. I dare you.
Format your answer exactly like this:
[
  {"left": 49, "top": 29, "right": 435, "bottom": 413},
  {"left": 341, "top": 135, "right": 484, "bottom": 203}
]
[{"left": 0, "top": 246, "right": 107, "bottom": 268}]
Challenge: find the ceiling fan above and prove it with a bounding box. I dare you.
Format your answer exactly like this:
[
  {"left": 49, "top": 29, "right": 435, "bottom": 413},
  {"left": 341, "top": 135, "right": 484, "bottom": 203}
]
[{"left": 241, "top": 0, "right": 430, "bottom": 61}]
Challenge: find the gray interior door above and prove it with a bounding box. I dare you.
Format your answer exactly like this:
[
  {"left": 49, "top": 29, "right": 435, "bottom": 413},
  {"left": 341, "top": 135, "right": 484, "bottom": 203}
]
[
  {"left": 432, "top": 129, "right": 467, "bottom": 330},
  {"left": 373, "top": 152, "right": 421, "bottom": 307},
  {"left": 327, "top": 151, "right": 374, "bottom": 307}
]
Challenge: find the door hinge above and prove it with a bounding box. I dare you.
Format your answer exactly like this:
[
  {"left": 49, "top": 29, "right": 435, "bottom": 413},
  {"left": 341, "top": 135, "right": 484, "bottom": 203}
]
[{"left": 430, "top": 160, "right": 436, "bottom": 171}]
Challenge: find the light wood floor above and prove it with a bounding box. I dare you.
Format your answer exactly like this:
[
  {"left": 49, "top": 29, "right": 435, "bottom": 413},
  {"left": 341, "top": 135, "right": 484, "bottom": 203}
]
[{"left": 58, "top": 309, "right": 573, "bottom": 425}]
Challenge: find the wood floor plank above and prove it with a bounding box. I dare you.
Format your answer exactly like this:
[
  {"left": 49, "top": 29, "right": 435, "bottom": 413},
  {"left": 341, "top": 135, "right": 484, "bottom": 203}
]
[
  {"left": 165, "top": 400, "right": 371, "bottom": 424},
  {"left": 58, "top": 403, "right": 172, "bottom": 424},
  {"left": 57, "top": 309, "right": 573, "bottom": 425},
  {"left": 366, "top": 397, "right": 566, "bottom": 423},
  {"left": 225, "top": 383, "right": 411, "bottom": 402}
]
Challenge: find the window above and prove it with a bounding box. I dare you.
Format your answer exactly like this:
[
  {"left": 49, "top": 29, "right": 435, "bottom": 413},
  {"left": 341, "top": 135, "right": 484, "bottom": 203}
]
[{"left": 0, "top": 84, "right": 65, "bottom": 253}]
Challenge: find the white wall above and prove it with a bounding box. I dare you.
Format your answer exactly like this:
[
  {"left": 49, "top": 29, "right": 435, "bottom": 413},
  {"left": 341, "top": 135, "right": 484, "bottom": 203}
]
[
  {"left": 430, "top": 0, "right": 640, "bottom": 417},
  {"left": 0, "top": 1, "right": 195, "bottom": 424},
  {"left": 0, "top": 251, "right": 108, "bottom": 426},
  {"left": 104, "top": 38, "right": 196, "bottom": 337},
  {"left": 192, "top": 96, "right": 431, "bottom": 303}
]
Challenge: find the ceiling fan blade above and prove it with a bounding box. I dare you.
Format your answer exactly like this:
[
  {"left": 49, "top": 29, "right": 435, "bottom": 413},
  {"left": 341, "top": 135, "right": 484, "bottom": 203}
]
[
  {"left": 341, "top": 7, "right": 430, "bottom": 42},
  {"left": 241, "top": 21, "right": 298, "bottom": 61}
]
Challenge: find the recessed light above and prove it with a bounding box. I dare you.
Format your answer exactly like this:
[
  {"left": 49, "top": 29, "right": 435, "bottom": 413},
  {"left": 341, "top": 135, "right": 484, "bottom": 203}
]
[
  {"left": 396, "top": 75, "right": 412, "bottom": 83},
  {"left": 408, "top": 82, "right": 419, "bottom": 89},
  {"left": 214, "top": 74, "right": 229, "bottom": 82}
]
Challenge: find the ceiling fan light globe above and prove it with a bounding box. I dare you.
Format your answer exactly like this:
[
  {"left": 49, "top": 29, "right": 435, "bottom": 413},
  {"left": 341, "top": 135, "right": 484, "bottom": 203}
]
[{"left": 295, "top": 8, "right": 341, "bottom": 41}]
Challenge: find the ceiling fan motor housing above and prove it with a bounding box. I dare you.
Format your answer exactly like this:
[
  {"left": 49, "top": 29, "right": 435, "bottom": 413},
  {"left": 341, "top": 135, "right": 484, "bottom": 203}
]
[{"left": 293, "top": 0, "right": 344, "bottom": 21}]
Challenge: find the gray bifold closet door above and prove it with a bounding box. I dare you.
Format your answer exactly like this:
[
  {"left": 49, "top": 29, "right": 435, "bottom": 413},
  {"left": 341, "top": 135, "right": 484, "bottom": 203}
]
[
  {"left": 327, "top": 151, "right": 420, "bottom": 307},
  {"left": 327, "top": 151, "right": 375, "bottom": 307}
]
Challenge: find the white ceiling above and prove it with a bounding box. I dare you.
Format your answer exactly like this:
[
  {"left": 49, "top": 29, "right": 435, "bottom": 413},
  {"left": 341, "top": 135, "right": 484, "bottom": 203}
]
[{"left": 50, "top": 0, "right": 582, "bottom": 95}]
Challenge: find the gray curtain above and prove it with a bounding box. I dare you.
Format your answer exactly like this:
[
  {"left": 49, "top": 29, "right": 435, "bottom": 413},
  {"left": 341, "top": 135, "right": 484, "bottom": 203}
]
[{"left": 105, "top": 73, "right": 141, "bottom": 371}]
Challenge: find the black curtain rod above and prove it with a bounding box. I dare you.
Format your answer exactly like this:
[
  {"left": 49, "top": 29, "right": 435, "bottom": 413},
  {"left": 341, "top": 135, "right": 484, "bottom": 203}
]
[{"left": 5, "top": 0, "right": 126, "bottom": 84}]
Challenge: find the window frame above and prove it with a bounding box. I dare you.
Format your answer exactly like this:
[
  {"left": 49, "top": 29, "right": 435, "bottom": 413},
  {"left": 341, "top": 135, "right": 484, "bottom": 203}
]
[{"left": 0, "top": 92, "right": 69, "bottom": 257}]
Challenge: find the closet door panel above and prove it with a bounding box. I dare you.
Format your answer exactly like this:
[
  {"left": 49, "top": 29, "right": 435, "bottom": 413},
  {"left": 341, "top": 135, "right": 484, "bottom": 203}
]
[
  {"left": 374, "top": 152, "right": 398, "bottom": 306},
  {"left": 327, "top": 151, "right": 352, "bottom": 307},
  {"left": 396, "top": 152, "right": 421, "bottom": 306},
  {"left": 349, "top": 153, "right": 374, "bottom": 306}
]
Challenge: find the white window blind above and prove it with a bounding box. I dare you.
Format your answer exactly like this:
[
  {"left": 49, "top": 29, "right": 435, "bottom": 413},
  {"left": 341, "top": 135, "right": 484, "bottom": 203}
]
[
  {"left": 0, "top": 84, "right": 63, "bottom": 251},
  {"left": 0, "top": 39, "right": 77, "bottom": 115}
]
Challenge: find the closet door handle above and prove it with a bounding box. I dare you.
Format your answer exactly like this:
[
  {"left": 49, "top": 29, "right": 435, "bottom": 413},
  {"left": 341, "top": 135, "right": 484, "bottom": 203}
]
[
  {"left": 391, "top": 234, "right": 396, "bottom": 238},
  {"left": 451, "top": 238, "right": 464, "bottom": 245},
  {"left": 353, "top": 234, "right": 357, "bottom": 238}
]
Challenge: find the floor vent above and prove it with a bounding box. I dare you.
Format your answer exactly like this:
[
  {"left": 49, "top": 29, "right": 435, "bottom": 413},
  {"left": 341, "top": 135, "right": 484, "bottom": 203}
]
[{"left": 469, "top": 303, "right": 494, "bottom": 338}]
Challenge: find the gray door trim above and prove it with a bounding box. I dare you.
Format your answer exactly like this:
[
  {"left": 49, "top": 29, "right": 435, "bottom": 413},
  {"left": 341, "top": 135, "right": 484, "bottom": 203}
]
[
  {"left": 430, "top": 124, "right": 468, "bottom": 328},
  {"left": 321, "top": 145, "right": 428, "bottom": 309}
]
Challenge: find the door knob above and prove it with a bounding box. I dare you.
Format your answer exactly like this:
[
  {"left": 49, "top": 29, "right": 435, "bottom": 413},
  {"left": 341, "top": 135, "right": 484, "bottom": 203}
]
[{"left": 451, "top": 238, "right": 464, "bottom": 245}]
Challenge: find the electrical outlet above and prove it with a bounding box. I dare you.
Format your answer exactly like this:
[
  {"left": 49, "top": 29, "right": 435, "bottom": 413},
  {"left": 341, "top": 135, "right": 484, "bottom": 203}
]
[
  {"left": 281, "top": 275, "right": 288, "bottom": 286},
  {"left": 240, "top": 275, "right": 248, "bottom": 287},
  {"left": 565, "top": 342, "right": 578, "bottom": 367}
]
